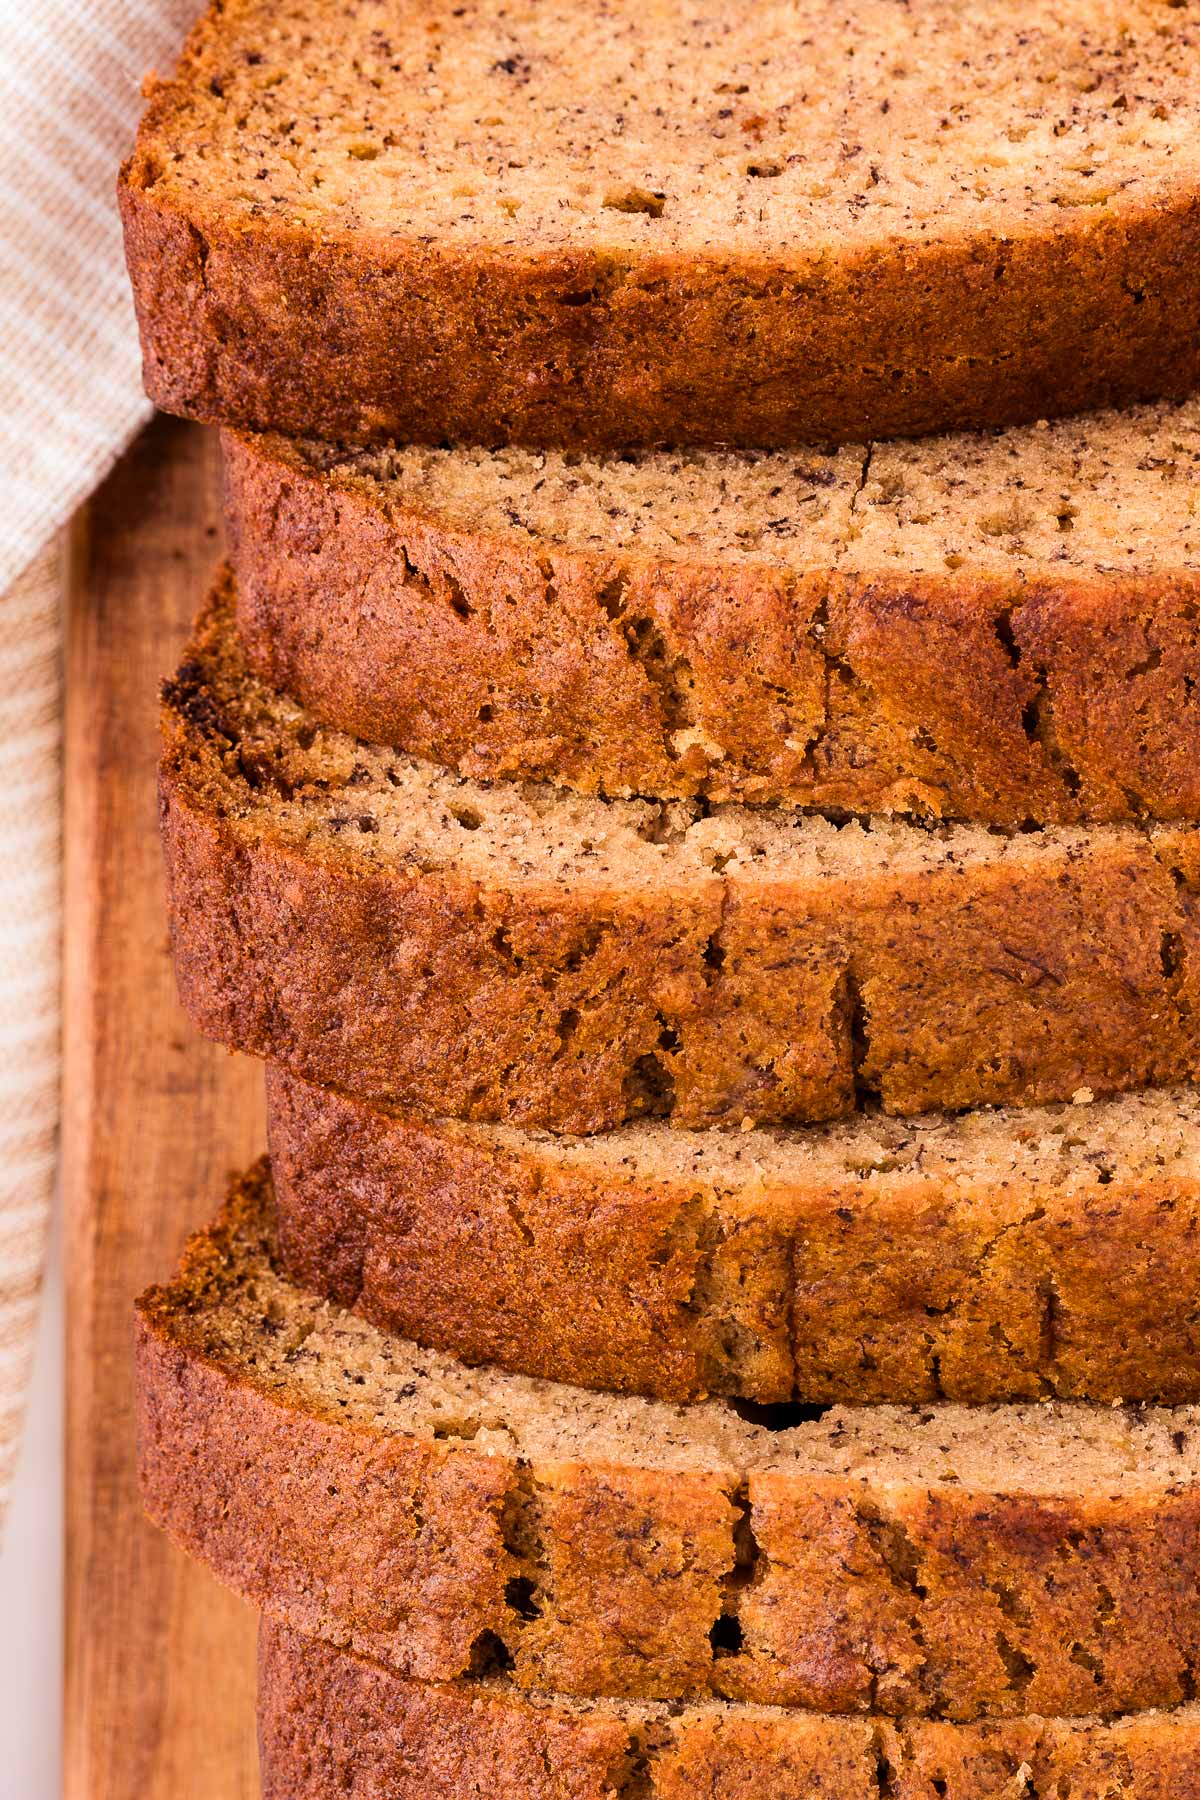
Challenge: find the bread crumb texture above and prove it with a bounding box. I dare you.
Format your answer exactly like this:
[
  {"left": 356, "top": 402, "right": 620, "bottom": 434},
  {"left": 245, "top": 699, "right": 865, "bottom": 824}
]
[
  {"left": 268, "top": 1067, "right": 1200, "bottom": 1406},
  {"left": 129, "top": 0, "right": 1200, "bottom": 255},
  {"left": 260, "top": 1619, "right": 1200, "bottom": 1800},
  {"left": 121, "top": 0, "right": 1200, "bottom": 444},
  {"left": 137, "top": 1167, "right": 1200, "bottom": 1719},
  {"left": 226, "top": 399, "right": 1200, "bottom": 820},
  {"left": 160, "top": 581, "right": 1200, "bottom": 1132}
]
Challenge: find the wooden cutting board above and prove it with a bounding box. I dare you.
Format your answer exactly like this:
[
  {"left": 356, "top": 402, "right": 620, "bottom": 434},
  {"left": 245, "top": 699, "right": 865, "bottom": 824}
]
[{"left": 63, "top": 415, "right": 263, "bottom": 1800}]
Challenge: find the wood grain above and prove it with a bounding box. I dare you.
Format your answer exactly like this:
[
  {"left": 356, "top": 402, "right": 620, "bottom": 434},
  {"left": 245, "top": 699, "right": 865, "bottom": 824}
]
[{"left": 63, "top": 415, "right": 264, "bottom": 1800}]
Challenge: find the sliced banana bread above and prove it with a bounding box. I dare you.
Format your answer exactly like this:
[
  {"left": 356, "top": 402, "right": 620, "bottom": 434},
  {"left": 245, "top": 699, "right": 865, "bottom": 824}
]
[
  {"left": 260, "top": 1620, "right": 1200, "bottom": 1800},
  {"left": 226, "top": 399, "right": 1200, "bottom": 823},
  {"left": 138, "top": 1166, "right": 1200, "bottom": 1720},
  {"left": 268, "top": 1070, "right": 1200, "bottom": 1406},
  {"left": 120, "top": 0, "right": 1200, "bottom": 450},
  {"left": 161, "top": 584, "right": 1200, "bottom": 1133}
]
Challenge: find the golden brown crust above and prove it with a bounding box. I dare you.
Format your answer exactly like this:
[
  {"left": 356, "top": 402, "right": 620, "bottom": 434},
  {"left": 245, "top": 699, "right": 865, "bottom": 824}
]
[
  {"left": 730, "top": 1476, "right": 1200, "bottom": 1718},
  {"left": 121, "top": 153, "right": 1200, "bottom": 451},
  {"left": 266, "top": 1068, "right": 1200, "bottom": 1406},
  {"left": 135, "top": 1177, "right": 518, "bottom": 1675},
  {"left": 160, "top": 622, "right": 1200, "bottom": 1131},
  {"left": 259, "top": 1620, "right": 1200, "bottom": 1800},
  {"left": 226, "top": 431, "right": 1200, "bottom": 824},
  {"left": 137, "top": 1174, "right": 1200, "bottom": 1719}
]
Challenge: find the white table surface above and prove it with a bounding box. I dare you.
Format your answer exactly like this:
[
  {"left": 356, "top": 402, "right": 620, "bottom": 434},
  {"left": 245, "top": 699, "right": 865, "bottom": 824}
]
[{"left": 0, "top": 1206, "right": 62, "bottom": 1795}]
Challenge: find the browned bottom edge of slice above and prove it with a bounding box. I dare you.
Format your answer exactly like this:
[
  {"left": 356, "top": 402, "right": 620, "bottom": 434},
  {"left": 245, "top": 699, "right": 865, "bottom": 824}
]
[{"left": 259, "top": 1616, "right": 1200, "bottom": 1800}]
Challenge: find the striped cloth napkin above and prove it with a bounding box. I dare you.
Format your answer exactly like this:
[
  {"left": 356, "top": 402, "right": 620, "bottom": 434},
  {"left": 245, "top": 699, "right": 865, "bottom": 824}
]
[{"left": 0, "top": 0, "right": 195, "bottom": 1527}]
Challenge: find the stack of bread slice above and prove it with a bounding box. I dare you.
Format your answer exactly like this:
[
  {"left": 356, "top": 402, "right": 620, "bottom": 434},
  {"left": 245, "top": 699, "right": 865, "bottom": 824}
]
[{"left": 121, "top": 1, "right": 1200, "bottom": 1793}]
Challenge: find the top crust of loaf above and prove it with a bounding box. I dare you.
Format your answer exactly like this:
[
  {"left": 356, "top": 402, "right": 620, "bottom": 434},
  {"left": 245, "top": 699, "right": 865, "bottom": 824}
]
[{"left": 127, "top": 0, "right": 1200, "bottom": 258}]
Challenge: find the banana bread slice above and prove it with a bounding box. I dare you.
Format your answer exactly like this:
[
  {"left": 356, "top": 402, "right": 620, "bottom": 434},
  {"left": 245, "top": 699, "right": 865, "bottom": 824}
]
[
  {"left": 225, "top": 398, "right": 1200, "bottom": 824},
  {"left": 138, "top": 1165, "right": 1200, "bottom": 1720},
  {"left": 268, "top": 1070, "right": 1200, "bottom": 1407},
  {"left": 161, "top": 582, "right": 1200, "bottom": 1133},
  {"left": 260, "top": 1620, "right": 1200, "bottom": 1800},
  {"left": 120, "top": 0, "right": 1200, "bottom": 449}
]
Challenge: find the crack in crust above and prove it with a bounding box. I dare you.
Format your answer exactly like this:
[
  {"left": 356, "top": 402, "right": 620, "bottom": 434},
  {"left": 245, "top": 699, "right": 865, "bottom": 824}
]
[
  {"left": 259, "top": 1618, "right": 1200, "bottom": 1800},
  {"left": 256, "top": 964, "right": 1200, "bottom": 1411},
  {"left": 224, "top": 408, "right": 1200, "bottom": 826}
]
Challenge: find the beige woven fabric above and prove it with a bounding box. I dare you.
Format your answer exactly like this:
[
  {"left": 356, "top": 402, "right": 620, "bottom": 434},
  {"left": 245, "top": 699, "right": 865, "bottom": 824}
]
[
  {"left": 0, "top": 540, "right": 61, "bottom": 1519},
  {"left": 0, "top": 0, "right": 196, "bottom": 1528}
]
